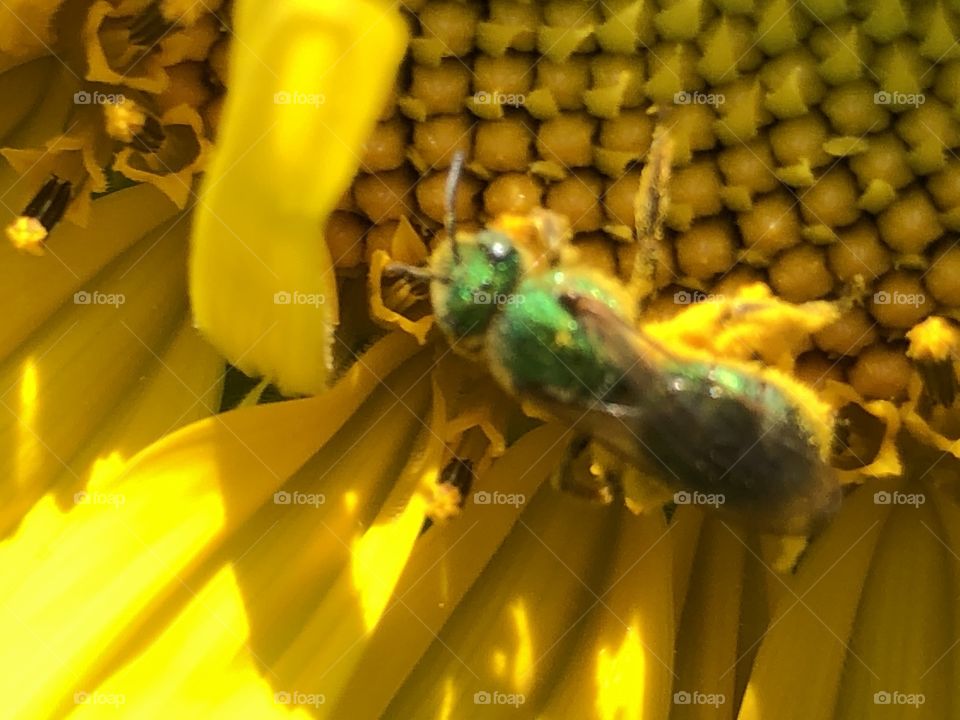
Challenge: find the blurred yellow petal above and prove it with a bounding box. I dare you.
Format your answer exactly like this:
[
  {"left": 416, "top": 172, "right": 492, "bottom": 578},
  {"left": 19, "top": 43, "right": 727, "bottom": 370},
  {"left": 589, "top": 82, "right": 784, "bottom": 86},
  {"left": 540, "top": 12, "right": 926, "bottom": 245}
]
[
  {"left": 190, "top": 0, "right": 407, "bottom": 395},
  {"left": 0, "top": 56, "right": 54, "bottom": 140},
  {"left": 0, "top": 0, "right": 64, "bottom": 62},
  {"left": 738, "top": 486, "right": 892, "bottom": 720},
  {"left": 1, "top": 215, "right": 191, "bottom": 525},
  {"left": 0, "top": 332, "right": 417, "bottom": 719},
  {"left": 540, "top": 508, "right": 676, "bottom": 720},
  {"left": 70, "top": 566, "right": 304, "bottom": 720},
  {"left": 834, "top": 488, "right": 952, "bottom": 718},
  {"left": 672, "top": 518, "right": 746, "bottom": 720},
  {"left": 385, "top": 472, "right": 618, "bottom": 716},
  {"left": 0, "top": 184, "right": 178, "bottom": 359},
  {"left": 68, "top": 354, "right": 435, "bottom": 718},
  {"left": 933, "top": 490, "right": 960, "bottom": 715},
  {"left": 329, "top": 424, "right": 567, "bottom": 718}
]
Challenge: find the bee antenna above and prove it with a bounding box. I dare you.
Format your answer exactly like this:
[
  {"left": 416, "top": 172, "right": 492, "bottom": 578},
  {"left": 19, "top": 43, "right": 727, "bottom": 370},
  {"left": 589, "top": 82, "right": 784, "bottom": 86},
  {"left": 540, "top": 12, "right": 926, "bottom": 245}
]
[{"left": 445, "top": 150, "right": 466, "bottom": 259}]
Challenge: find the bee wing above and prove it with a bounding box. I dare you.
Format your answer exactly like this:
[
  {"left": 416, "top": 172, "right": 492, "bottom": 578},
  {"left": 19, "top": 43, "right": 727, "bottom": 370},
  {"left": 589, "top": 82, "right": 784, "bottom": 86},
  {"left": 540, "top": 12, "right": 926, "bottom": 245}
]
[
  {"left": 554, "top": 291, "right": 840, "bottom": 536},
  {"left": 541, "top": 290, "right": 677, "bottom": 469}
]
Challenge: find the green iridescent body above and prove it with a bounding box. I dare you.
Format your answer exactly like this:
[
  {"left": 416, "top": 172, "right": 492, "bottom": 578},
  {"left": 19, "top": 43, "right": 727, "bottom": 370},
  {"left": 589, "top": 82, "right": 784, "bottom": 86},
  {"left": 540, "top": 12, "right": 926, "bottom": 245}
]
[
  {"left": 424, "top": 224, "right": 838, "bottom": 533},
  {"left": 486, "top": 272, "right": 632, "bottom": 404},
  {"left": 433, "top": 231, "right": 523, "bottom": 351},
  {"left": 621, "top": 357, "right": 837, "bottom": 529},
  {"left": 402, "top": 145, "right": 839, "bottom": 533}
]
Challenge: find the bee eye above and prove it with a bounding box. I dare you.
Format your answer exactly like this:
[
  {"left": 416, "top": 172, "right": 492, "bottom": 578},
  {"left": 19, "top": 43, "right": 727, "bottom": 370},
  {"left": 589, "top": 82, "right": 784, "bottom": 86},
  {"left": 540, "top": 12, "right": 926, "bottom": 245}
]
[
  {"left": 482, "top": 235, "right": 515, "bottom": 263},
  {"left": 489, "top": 241, "right": 510, "bottom": 259}
]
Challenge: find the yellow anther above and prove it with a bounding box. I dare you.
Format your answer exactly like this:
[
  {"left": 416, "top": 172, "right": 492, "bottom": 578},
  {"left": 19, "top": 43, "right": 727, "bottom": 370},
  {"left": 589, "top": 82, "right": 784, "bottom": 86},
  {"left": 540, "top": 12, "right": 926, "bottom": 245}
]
[{"left": 6, "top": 216, "right": 47, "bottom": 255}]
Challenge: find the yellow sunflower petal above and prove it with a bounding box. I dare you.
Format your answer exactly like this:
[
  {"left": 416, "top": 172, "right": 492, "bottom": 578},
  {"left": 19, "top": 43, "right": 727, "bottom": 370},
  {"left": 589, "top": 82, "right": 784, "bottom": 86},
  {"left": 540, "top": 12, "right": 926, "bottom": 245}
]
[
  {"left": 834, "top": 487, "right": 952, "bottom": 718},
  {"left": 0, "top": 0, "right": 64, "bottom": 62},
  {"left": 738, "top": 485, "right": 893, "bottom": 720},
  {"left": 69, "top": 566, "right": 302, "bottom": 720},
  {"left": 671, "top": 518, "right": 746, "bottom": 720},
  {"left": 190, "top": 0, "right": 407, "bottom": 395},
  {"left": 0, "top": 57, "right": 54, "bottom": 140},
  {"left": 384, "top": 466, "right": 619, "bottom": 716},
  {"left": 68, "top": 355, "right": 434, "bottom": 718},
  {"left": 0, "top": 217, "right": 191, "bottom": 527},
  {"left": 327, "top": 424, "right": 568, "bottom": 718},
  {"left": 0, "top": 184, "right": 178, "bottom": 359},
  {"left": 0, "top": 332, "right": 417, "bottom": 719},
  {"left": 540, "top": 508, "right": 676, "bottom": 720},
  {"left": 932, "top": 490, "right": 960, "bottom": 715}
]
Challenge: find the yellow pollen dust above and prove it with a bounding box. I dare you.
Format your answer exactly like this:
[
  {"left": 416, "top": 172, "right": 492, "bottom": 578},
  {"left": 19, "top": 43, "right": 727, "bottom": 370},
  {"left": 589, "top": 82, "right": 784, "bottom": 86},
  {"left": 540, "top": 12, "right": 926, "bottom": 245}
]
[
  {"left": 907, "top": 317, "right": 959, "bottom": 363},
  {"left": 6, "top": 216, "right": 47, "bottom": 255},
  {"left": 103, "top": 101, "right": 146, "bottom": 144},
  {"left": 425, "top": 481, "right": 463, "bottom": 524}
]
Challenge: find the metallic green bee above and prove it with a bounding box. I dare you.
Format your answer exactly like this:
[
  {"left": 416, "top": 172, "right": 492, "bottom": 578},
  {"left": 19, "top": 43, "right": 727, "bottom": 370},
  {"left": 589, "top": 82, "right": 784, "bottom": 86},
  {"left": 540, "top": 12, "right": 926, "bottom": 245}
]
[{"left": 387, "top": 138, "right": 840, "bottom": 534}]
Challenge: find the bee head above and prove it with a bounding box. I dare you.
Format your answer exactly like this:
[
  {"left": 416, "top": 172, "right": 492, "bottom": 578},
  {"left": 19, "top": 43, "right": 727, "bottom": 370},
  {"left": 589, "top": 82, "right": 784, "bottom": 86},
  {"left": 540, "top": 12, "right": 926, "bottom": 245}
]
[{"left": 430, "top": 230, "right": 522, "bottom": 350}]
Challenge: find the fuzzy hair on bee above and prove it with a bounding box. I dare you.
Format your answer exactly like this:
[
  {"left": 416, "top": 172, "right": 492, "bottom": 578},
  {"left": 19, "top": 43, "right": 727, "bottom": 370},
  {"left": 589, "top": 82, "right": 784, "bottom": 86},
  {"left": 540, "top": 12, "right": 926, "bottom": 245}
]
[{"left": 385, "top": 128, "right": 842, "bottom": 535}]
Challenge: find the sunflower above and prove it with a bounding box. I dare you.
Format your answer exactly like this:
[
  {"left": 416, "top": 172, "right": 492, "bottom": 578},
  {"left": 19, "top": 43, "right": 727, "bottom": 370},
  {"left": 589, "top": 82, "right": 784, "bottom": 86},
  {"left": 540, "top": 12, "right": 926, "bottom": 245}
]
[{"left": 4, "top": 0, "right": 960, "bottom": 718}]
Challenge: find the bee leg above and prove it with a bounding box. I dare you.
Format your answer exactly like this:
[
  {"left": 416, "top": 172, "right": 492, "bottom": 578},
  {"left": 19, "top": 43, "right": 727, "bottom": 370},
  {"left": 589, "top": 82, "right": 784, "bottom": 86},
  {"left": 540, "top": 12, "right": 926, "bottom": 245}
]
[
  {"left": 529, "top": 207, "right": 573, "bottom": 268},
  {"left": 628, "top": 128, "right": 674, "bottom": 306},
  {"left": 420, "top": 458, "right": 474, "bottom": 535},
  {"left": 551, "top": 434, "right": 618, "bottom": 504},
  {"left": 382, "top": 262, "right": 434, "bottom": 285},
  {"left": 630, "top": 146, "right": 672, "bottom": 299}
]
